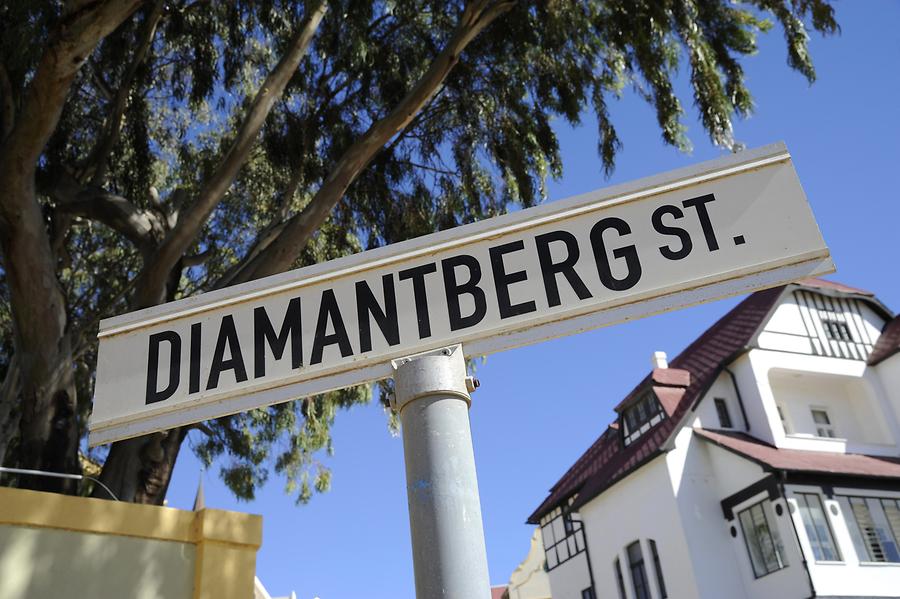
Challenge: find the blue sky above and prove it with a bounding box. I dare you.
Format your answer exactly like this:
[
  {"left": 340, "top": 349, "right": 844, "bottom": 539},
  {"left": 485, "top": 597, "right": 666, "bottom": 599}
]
[{"left": 163, "top": 3, "right": 900, "bottom": 597}]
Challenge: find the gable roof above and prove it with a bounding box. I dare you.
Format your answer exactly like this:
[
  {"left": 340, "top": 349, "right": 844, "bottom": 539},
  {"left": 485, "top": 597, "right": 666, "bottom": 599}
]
[
  {"left": 869, "top": 315, "right": 900, "bottom": 366},
  {"left": 527, "top": 278, "right": 891, "bottom": 524},
  {"left": 694, "top": 428, "right": 900, "bottom": 479}
]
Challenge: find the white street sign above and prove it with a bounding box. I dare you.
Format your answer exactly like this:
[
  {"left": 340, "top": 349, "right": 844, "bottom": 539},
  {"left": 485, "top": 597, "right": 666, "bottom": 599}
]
[{"left": 89, "top": 142, "right": 833, "bottom": 446}]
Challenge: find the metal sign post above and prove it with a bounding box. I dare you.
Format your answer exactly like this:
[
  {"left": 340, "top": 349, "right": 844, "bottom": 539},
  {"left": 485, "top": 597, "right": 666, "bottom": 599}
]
[{"left": 392, "top": 345, "right": 490, "bottom": 599}]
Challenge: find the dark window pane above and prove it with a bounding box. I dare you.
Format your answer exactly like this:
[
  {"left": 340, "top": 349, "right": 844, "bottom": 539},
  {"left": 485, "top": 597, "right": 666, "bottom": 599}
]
[
  {"left": 846, "top": 497, "right": 900, "bottom": 562},
  {"left": 622, "top": 393, "right": 665, "bottom": 446},
  {"left": 614, "top": 558, "right": 626, "bottom": 599},
  {"left": 739, "top": 501, "right": 787, "bottom": 577},
  {"left": 714, "top": 398, "right": 733, "bottom": 428},
  {"left": 650, "top": 539, "right": 668, "bottom": 598},
  {"left": 627, "top": 541, "right": 651, "bottom": 599},
  {"left": 797, "top": 493, "right": 841, "bottom": 561}
]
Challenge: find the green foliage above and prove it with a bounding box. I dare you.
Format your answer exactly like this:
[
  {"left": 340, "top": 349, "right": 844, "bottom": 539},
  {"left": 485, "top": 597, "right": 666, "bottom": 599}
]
[{"left": 0, "top": 0, "right": 838, "bottom": 501}]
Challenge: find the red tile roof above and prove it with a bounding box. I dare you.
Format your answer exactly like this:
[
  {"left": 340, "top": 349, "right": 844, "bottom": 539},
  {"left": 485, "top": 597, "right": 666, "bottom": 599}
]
[
  {"left": 528, "top": 285, "right": 785, "bottom": 523},
  {"left": 694, "top": 428, "right": 900, "bottom": 479},
  {"left": 869, "top": 315, "right": 900, "bottom": 366},
  {"left": 797, "top": 277, "right": 874, "bottom": 297},
  {"left": 490, "top": 586, "right": 508, "bottom": 599}
]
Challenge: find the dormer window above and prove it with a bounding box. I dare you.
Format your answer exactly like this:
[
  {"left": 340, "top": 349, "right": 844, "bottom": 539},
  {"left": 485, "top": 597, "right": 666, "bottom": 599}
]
[{"left": 622, "top": 392, "right": 665, "bottom": 446}]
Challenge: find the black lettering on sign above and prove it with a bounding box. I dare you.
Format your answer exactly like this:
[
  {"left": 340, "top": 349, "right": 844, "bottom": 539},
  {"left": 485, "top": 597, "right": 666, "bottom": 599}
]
[
  {"left": 207, "top": 315, "right": 248, "bottom": 391},
  {"left": 442, "top": 255, "right": 487, "bottom": 331},
  {"left": 398, "top": 263, "right": 437, "bottom": 340},
  {"left": 682, "top": 194, "right": 719, "bottom": 251},
  {"left": 534, "top": 231, "right": 592, "bottom": 307},
  {"left": 254, "top": 297, "right": 302, "bottom": 379},
  {"left": 356, "top": 275, "right": 400, "bottom": 353},
  {"left": 310, "top": 289, "right": 353, "bottom": 365},
  {"left": 590, "top": 217, "right": 642, "bottom": 291},
  {"left": 189, "top": 322, "right": 202, "bottom": 394},
  {"left": 652, "top": 204, "right": 693, "bottom": 260},
  {"left": 490, "top": 241, "right": 537, "bottom": 319},
  {"left": 146, "top": 331, "right": 181, "bottom": 405}
]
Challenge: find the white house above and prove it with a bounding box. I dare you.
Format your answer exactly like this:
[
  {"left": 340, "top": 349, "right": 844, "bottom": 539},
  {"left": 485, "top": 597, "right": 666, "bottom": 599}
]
[{"left": 528, "top": 278, "right": 900, "bottom": 599}]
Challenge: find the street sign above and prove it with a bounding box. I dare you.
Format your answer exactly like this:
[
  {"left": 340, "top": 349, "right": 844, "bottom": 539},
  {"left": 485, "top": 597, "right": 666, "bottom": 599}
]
[{"left": 89, "top": 142, "right": 833, "bottom": 446}]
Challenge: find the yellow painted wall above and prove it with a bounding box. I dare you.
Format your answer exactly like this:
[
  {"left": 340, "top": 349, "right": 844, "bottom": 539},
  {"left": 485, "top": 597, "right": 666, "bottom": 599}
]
[{"left": 0, "top": 487, "right": 262, "bottom": 599}]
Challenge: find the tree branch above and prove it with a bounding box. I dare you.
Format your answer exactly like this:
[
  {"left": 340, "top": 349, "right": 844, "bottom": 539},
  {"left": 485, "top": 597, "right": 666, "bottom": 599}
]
[
  {"left": 133, "top": 0, "right": 328, "bottom": 307},
  {"left": 0, "top": 0, "right": 143, "bottom": 192},
  {"left": 233, "top": 0, "right": 516, "bottom": 282},
  {"left": 48, "top": 172, "right": 166, "bottom": 253},
  {"left": 84, "top": 0, "right": 166, "bottom": 185}
]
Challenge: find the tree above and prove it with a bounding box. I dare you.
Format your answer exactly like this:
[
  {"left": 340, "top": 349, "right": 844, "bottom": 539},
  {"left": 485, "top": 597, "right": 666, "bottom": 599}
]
[{"left": 0, "top": 0, "right": 838, "bottom": 503}]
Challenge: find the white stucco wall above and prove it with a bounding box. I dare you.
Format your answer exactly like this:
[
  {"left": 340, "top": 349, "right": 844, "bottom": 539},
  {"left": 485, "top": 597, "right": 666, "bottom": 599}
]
[
  {"left": 698, "top": 442, "right": 811, "bottom": 599},
  {"left": 577, "top": 455, "right": 699, "bottom": 599},
  {"left": 726, "top": 353, "right": 778, "bottom": 445},
  {"left": 666, "top": 427, "right": 756, "bottom": 599},
  {"left": 545, "top": 549, "right": 591, "bottom": 599},
  {"left": 769, "top": 370, "right": 893, "bottom": 446},
  {"left": 743, "top": 348, "right": 900, "bottom": 456},
  {"left": 690, "top": 372, "right": 747, "bottom": 432},
  {"left": 873, "top": 353, "right": 900, "bottom": 428}
]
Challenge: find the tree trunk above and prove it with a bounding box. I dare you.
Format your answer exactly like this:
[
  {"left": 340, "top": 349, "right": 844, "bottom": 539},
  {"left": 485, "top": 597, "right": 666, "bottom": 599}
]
[
  {"left": 0, "top": 172, "right": 81, "bottom": 492},
  {"left": 95, "top": 427, "right": 187, "bottom": 503},
  {"left": 0, "top": 357, "right": 21, "bottom": 466},
  {"left": 0, "top": 0, "right": 142, "bottom": 492}
]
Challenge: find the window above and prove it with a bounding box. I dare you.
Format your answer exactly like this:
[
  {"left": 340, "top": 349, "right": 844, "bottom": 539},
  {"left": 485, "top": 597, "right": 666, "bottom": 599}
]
[
  {"left": 539, "top": 501, "right": 586, "bottom": 570},
  {"left": 581, "top": 588, "right": 596, "bottom": 599},
  {"left": 793, "top": 290, "right": 875, "bottom": 360},
  {"left": 627, "top": 541, "right": 651, "bottom": 599},
  {"left": 882, "top": 499, "right": 900, "bottom": 545},
  {"left": 845, "top": 496, "right": 900, "bottom": 562},
  {"left": 649, "top": 539, "right": 668, "bottom": 598},
  {"left": 714, "top": 398, "right": 733, "bottom": 429},
  {"left": 796, "top": 493, "right": 841, "bottom": 561},
  {"left": 823, "top": 319, "right": 853, "bottom": 342},
  {"left": 622, "top": 392, "right": 666, "bottom": 446},
  {"left": 811, "top": 409, "right": 837, "bottom": 438},
  {"left": 738, "top": 501, "right": 787, "bottom": 577},
  {"left": 614, "top": 557, "right": 626, "bottom": 599}
]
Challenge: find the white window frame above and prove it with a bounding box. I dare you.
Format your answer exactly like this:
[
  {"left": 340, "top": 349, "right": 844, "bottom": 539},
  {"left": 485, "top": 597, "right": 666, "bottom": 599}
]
[
  {"left": 837, "top": 494, "right": 900, "bottom": 564},
  {"left": 792, "top": 491, "right": 843, "bottom": 563},
  {"left": 736, "top": 498, "right": 789, "bottom": 578},
  {"left": 810, "top": 407, "right": 837, "bottom": 439}
]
